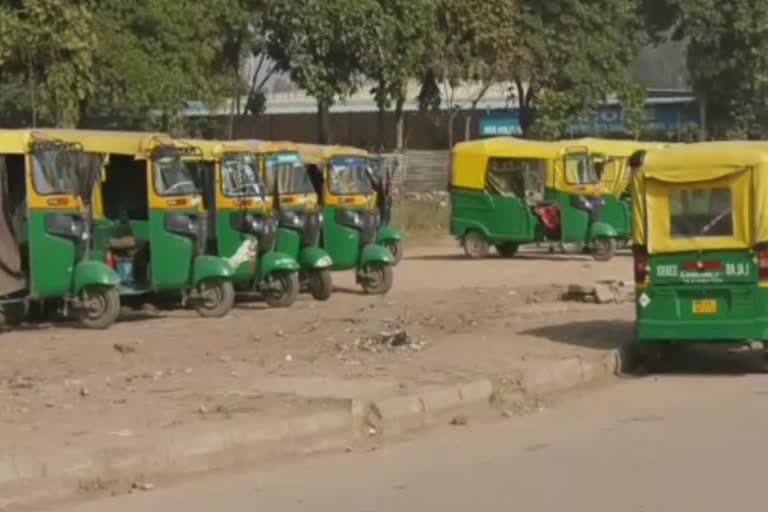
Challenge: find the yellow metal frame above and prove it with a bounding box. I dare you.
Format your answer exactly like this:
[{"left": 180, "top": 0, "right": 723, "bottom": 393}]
[{"left": 295, "top": 143, "right": 375, "bottom": 209}]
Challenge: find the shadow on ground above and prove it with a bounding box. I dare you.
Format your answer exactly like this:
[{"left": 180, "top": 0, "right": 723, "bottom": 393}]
[{"left": 523, "top": 319, "right": 764, "bottom": 377}]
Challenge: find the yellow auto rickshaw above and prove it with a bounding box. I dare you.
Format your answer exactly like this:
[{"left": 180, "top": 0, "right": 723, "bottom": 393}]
[
  {"left": 451, "top": 137, "right": 620, "bottom": 260},
  {"left": 630, "top": 142, "right": 768, "bottom": 363}
]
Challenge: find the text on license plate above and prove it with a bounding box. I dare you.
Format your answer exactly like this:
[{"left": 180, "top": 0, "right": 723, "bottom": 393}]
[{"left": 692, "top": 299, "right": 717, "bottom": 314}]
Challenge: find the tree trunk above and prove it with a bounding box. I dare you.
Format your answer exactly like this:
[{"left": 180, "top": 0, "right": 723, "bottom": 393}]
[
  {"left": 464, "top": 114, "right": 471, "bottom": 141},
  {"left": 394, "top": 97, "right": 405, "bottom": 151},
  {"left": 376, "top": 106, "right": 385, "bottom": 151},
  {"left": 448, "top": 112, "right": 456, "bottom": 149},
  {"left": 317, "top": 100, "right": 330, "bottom": 144}
]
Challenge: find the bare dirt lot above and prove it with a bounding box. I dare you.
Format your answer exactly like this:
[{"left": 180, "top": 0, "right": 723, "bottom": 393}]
[{"left": 0, "top": 238, "right": 634, "bottom": 504}]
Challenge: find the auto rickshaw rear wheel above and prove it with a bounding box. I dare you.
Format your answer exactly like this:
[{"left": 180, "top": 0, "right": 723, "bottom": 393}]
[
  {"left": 463, "top": 231, "right": 490, "bottom": 259},
  {"left": 495, "top": 242, "right": 519, "bottom": 258},
  {"left": 265, "top": 271, "right": 300, "bottom": 308},
  {"left": 360, "top": 263, "right": 393, "bottom": 295},
  {"left": 194, "top": 279, "right": 235, "bottom": 318},
  {"left": 383, "top": 240, "right": 403, "bottom": 265},
  {"left": 77, "top": 286, "right": 121, "bottom": 329},
  {"left": 591, "top": 237, "right": 617, "bottom": 262},
  {"left": 308, "top": 269, "right": 333, "bottom": 301}
]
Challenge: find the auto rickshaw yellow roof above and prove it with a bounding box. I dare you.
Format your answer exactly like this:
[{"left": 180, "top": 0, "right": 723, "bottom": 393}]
[
  {"left": 453, "top": 137, "right": 568, "bottom": 159},
  {"left": 0, "top": 129, "right": 68, "bottom": 154},
  {"left": 238, "top": 139, "right": 302, "bottom": 153},
  {"left": 175, "top": 139, "right": 252, "bottom": 160},
  {"left": 296, "top": 143, "right": 369, "bottom": 165},
  {"left": 637, "top": 142, "right": 768, "bottom": 183},
  {"left": 566, "top": 138, "right": 669, "bottom": 157},
  {"left": 39, "top": 129, "right": 175, "bottom": 156}
]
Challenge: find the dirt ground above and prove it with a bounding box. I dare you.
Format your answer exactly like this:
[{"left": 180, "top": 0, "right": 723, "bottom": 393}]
[{"left": 0, "top": 238, "right": 634, "bottom": 473}]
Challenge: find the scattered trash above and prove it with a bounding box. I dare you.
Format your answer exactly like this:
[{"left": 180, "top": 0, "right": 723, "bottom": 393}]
[
  {"left": 450, "top": 414, "right": 468, "bottom": 426},
  {"left": 219, "top": 355, "right": 232, "bottom": 363},
  {"left": 338, "top": 328, "right": 427, "bottom": 353},
  {"left": 285, "top": 354, "right": 293, "bottom": 362},
  {"left": 275, "top": 328, "right": 285, "bottom": 337},
  {"left": 564, "top": 280, "right": 634, "bottom": 304},
  {"left": 110, "top": 429, "right": 134, "bottom": 437},
  {"left": 79, "top": 387, "right": 90, "bottom": 398},
  {"left": 132, "top": 481, "right": 155, "bottom": 492},
  {"left": 113, "top": 343, "right": 136, "bottom": 355},
  {"left": 198, "top": 405, "right": 208, "bottom": 415}
]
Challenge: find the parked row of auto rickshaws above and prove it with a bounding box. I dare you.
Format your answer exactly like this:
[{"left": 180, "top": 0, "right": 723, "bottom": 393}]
[
  {"left": 0, "top": 130, "right": 402, "bottom": 329},
  {"left": 451, "top": 137, "right": 768, "bottom": 361}
]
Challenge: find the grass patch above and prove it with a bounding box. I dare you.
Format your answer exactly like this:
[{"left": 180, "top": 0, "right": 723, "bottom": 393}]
[{"left": 391, "top": 196, "right": 450, "bottom": 242}]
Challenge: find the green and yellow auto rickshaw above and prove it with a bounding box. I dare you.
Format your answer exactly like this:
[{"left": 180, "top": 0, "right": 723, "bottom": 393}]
[
  {"left": 566, "top": 138, "right": 672, "bottom": 246},
  {"left": 630, "top": 143, "right": 768, "bottom": 361},
  {"left": 450, "top": 137, "right": 619, "bottom": 261},
  {"left": 47, "top": 130, "right": 237, "bottom": 317},
  {"left": 238, "top": 139, "right": 334, "bottom": 301},
  {"left": 0, "top": 129, "right": 121, "bottom": 328},
  {"left": 297, "top": 144, "right": 395, "bottom": 295},
  {"left": 179, "top": 139, "right": 302, "bottom": 308},
  {"left": 336, "top": 146, "right": 404, "bottom": 264}
]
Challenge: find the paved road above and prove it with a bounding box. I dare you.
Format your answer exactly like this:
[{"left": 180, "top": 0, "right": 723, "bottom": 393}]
[{"left": 55, "top": 373, "right": 768, "bottom": 512}]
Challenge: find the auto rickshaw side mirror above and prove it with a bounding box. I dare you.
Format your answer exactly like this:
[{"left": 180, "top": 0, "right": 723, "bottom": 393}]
[{"left": 629, "top": 150, "right": 646, "bottom": 170}]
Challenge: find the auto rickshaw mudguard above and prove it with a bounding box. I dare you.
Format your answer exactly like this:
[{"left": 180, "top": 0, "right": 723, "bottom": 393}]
[
  {"left": 260, "top": 250, "right": 300, "bottom": 276},
  {"left": 360, "top": 243, "right": 395, "bottom": 266},
  {"left": 589, "top": 222, "right": 619, "bottom": 240},
  {"left": 192, "top": 255, "right": 235, "bottom": 285},
  {"left": 299, "top": 247, "right": 333, "bottom": 269},
  {"left": 377, "top": 225, "right": 402, "bottom": 243},
  {"left": 73, "top": 261, "right": 120, "bottom": 293}
]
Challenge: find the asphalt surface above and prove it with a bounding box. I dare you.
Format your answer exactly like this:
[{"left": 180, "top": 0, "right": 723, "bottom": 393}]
[{"left": 54, "top": 370, "right": 768, "bottom": 512}]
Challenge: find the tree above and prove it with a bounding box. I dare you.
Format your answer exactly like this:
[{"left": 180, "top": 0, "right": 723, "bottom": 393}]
[
  {"left": 418, "top": 0, "right": 519, "bottom": 147},
  {"left": 84, "top": 0, "right": 235, "bottom": 130},
  {"left": 263, "top": 0, "right": 382, "bottom": 143},
  {"left": 667, "top": 0, "right": 768, "bottom": 139},
  {"left": 619, "top": 82, "right": 647, "bottom": 140},
  {"left": 511, "top": 0, "right": 648, "bottom": 137},
  {"left": 0, "top": 0, "right": 97, "bottom": 127},
  {"left": 362, "top": 0, "right": 434, "bottom": 151}
]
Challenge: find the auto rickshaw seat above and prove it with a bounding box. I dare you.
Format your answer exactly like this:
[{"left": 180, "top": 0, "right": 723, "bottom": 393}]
[
  {"left": 532, "top": 202, "right": 561, "bottom": 232},
  {"left": 108, "top": 236, "right": 137, "bottom": 251}
]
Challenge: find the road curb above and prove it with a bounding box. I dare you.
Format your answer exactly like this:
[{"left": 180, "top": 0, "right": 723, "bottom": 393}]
[{"left": 0, "top": 356, "right": 619, "bottom": 508}]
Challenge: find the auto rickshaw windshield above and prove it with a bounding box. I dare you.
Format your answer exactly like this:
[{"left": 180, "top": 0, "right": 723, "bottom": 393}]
[
  {"left": 154, "top": 151, "right": 198, "bottom": 196},
  {"left": 265, "top": 153, "right": 314, "bottom": 195},
  {"left": 221, "top": 153, "right": 264, "bottom": 197},
  {"left": 565, "top": 152, "right": 599, "bottom": 185},
  {"left": 31, "top": 147, "right": 78, "bottom": 195},
  {"left": 328, "top": 157, "right": 373, "bottom": 196}
]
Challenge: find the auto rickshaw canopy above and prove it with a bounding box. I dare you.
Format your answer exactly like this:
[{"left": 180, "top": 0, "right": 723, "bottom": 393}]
[
  {"left": 238, "top": 139, "right": 302, "bottom": 154},
  {"left": 0, "top": 129, "right": 65, "bottom": 153},
  {"left": 296, "top": 144, "right": 369, "bottom": 167},
  {"left": 452, "top": 137, "right": 597, "bottom": 193},
  {"left": 632, "top": 143, "right": 768, "bottom": 253},
  {"left": 40, "top": 129, "right": 174, "bottom": 157},
  {"left": 175, "top": 139, "right": 252, "bottom": 160}
]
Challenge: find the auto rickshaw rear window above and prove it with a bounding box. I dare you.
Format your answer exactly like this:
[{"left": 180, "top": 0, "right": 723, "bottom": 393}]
[
  {"left": 328, "top": 157, "right": 373, "bottom": 196},
  {"left": 153, "top": 153, "right": 198, "bottom": 197},
  {"left": 31, "top": 149, "right": 77, "bottom": 196},
  {"left": 564, "top": 153, "right": 598, "bottom": 185},
  {"left": 669, "top": 188, "right": 733, "bottom": 238},
  {"left": 221, "top": 154, "right": 263, "bottom": 197},
  {"left": 486, "top": 158, "right": 545, "bottom": 203}
]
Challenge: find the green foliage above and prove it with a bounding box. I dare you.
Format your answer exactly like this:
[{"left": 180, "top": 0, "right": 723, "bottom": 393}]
[
  {"left": 515, "top": 0, "right": 648, "bottom": 136},
  {"left": 619, "top": 82, "right": 647, "bottom": 140},
  {"left": 529, "top": 89, "right": 572, "bottom": 140},
  {"left": 668, "top": 0, "right": 768, "bottom": 139}
]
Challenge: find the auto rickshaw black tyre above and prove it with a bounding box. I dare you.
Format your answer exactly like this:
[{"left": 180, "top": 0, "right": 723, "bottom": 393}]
[
  {"left": 0, "top": 302, "right": 27, "bottom": 326},
  {"left": 309, "top": 269, "right": 333, "bottom": 301},
  {"left": 495, "top": 242, "right": 519, "bottom": 258},
  {"left": 463, "top": 231, "right": 490, "bottom": 259},
  {"left": 265, "top": 271, "right": 300, "bottom": 308},
  {"left": 361, "top": 263, "right": 394, "bottom": 295},
  {"left": 383, "top": 240, "right": 403, "bottom": 265},
  {"left": 194, "top": 279, "right": 236, "bottom": 318},
  {"left": 77, "top": 286, "right": 121, "bottom": 329},
  {"left": 591, "top": 237, "right": 617, "bottom": 262}
]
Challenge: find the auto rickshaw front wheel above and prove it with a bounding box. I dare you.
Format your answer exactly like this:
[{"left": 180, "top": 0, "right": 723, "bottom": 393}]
[
  {"left": 591, "top": 237, "right": 617, "bottom": 262},
  {"left": 77, "top": 286, "right": 121, "bottom": 329},
  {"left": 308, "top": 269, "right": 333, "bottom": 301},
  {"left": 264, "top": 271, "right": 300, "bottom": 308},
  {"left": 194, "top": 279, "right": 236, "bottom": 318},
  {"left": 360, "top": 263, "right": 394, "bottom": 295},
  {"left": 495, "top": 242, "right": 519, "bottom": 258},
  {"left": 463, "top": 231, "right": 490, "bottom": 259},
  {"left": 383, "top": 240, "right": 403, "bottom": 265}
]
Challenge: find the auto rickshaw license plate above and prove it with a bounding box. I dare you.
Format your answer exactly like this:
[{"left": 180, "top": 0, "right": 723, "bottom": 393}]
[{"left": 692, "top": 299, "right": 717, "bottom": 314}]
